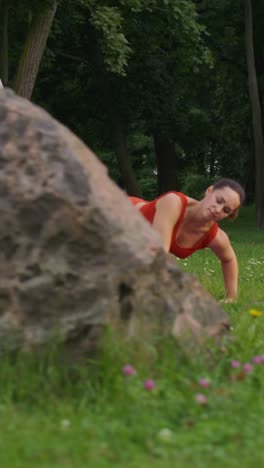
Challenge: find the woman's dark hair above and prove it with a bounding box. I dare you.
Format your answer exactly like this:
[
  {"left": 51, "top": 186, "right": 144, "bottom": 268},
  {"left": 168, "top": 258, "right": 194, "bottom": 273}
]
[{"left": 212, "top": 178, "right": 245, "bottom": 219}]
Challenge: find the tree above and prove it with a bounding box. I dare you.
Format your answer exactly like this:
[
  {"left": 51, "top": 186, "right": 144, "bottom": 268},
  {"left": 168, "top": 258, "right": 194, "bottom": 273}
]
[
  {"left": 25, "top": 0, "right": 263, "bottom": 208},
  {"left": 0, "top": 0, "right": 9, "bottom": 84},
  {"left": 13, "top": 0, "right": 58, "bottom": 99},
  {"left": 194, "top": 1, "right": 247, "bottom": 176},
  {"left": 123, "top": 0, "right": 213, "bottom": 193},
  {"left": 65, "top": 0, "right": 213, "bottom": 194},
  {"left": 244, "top": 0, "right": 264, "bottom": 228}
]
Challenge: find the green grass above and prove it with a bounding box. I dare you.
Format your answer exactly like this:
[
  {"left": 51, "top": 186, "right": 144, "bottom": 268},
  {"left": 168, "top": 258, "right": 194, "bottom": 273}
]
[{"left": 0, "top": 204, "right": 264, "bottom": 467}]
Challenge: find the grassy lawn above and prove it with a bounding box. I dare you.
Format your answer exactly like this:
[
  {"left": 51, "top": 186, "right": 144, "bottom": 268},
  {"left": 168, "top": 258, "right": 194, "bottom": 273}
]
[{"left": 0, "top": 205, "right": 264, "bottom": 467}]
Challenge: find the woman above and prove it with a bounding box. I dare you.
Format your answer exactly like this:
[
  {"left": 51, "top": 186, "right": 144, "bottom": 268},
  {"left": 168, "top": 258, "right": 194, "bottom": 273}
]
[{"left": 129, "top": 178, "right": 245, "bottom": 301}]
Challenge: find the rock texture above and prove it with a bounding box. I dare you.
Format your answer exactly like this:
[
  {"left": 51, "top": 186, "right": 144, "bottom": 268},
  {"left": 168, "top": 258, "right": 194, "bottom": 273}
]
[{"left": 0, "top": 89, "right": 229, "bottom": 359}]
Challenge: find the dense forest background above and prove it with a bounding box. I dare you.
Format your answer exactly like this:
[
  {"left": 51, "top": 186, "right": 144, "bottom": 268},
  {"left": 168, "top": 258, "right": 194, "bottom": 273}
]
[{"left": 0, "top": 0, "right": 264, "bottom": 227}]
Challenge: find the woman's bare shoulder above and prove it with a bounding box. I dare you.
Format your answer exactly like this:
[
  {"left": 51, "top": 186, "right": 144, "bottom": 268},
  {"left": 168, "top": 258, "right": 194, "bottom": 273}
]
[
  {"left": 210, "top": 228, "right": 230, "bottom": 246},
  {"left": 155, "top": 192, "right": 183, "bottom": 222},
  {"left": 209, "top": 228, "right": 232, "bottom": 255},
  {"left": 156, "top": 192, "right": 183, "bottom": 208}
]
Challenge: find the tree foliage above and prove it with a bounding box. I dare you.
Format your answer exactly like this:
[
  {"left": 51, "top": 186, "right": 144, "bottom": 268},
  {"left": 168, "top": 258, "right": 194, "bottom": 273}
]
[{"left": 3, "top": 0, "right": 264, "bottom": 225}]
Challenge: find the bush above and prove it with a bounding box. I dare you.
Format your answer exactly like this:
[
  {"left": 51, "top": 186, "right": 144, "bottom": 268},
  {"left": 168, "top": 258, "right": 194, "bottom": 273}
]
[{"left": 180, "top": 172, "right": 214, "bottom": 199}]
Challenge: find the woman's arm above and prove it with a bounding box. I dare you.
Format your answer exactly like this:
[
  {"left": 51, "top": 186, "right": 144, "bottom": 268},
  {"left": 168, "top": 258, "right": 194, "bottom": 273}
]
[
  {"left": 152, "top": 194, "right": 182, "bottom": 253},
  {"left": 209, "top": 229, "right": 238, "bottom": 299}
]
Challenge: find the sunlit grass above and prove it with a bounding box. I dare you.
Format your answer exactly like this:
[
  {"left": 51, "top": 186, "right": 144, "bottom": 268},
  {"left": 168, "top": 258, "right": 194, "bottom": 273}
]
[{"left": 0, "top": 205, "right": 263, "bottom": 467}]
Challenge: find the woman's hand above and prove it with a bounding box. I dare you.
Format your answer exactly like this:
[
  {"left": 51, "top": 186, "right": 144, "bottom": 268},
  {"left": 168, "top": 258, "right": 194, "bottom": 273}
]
[{"left": 219, "top": 297, "right": 237, "bottom": 304}]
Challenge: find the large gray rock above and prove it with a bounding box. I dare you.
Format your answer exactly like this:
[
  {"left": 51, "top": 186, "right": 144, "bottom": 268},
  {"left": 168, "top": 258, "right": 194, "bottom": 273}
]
[{"left": 0, "top": 89, "right": 229, "bottom": 360}]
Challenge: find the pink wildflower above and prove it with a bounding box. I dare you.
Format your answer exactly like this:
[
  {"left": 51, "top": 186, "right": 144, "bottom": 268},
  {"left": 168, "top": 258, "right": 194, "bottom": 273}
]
[
  {"left": 195, "top": 393, "right": 208, "bottom": 405},
  {"left": 144, "top": 379, "right": 155, "bottom": 391},
  {"left": 231, "top": 360, "right": 241, "bottom": 368},
  {"left": 243, "top": 363, "right": 253, "bottom": 373},
  {"left": 252, "top": 355, "right": 264, "bottom": 364},
  {"left": 198, "top": 378, "right": 210, "bottom": 388},
  {"left": 122, "top": 365, "right": 136, "bottom": 376}
]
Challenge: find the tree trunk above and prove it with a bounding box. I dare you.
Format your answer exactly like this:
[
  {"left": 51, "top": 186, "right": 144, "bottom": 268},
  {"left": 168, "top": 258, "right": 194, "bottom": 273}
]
[
  {"left": 112, "top": 119, "right": 142, "bottom": 196},
  {"left": 92, "top": 43, "right": 141, "bottom": 196},
  {"left": 101, "top": 83, "right": 141, "bottom": 196},
  {"left": 243, "top": 146, "right": 255, "bottom": 204},
  {"left": 154, "top": 133, "right": 179, "bottom": 194},
  {"left": 13, "top": 0, "right": 58, "bottom": 100},
  {"left": 244, "top": 0, "right": 264, "bottom": 228},
  {"left": 0, "top": 0, "right": 9, "bottom": 85}
]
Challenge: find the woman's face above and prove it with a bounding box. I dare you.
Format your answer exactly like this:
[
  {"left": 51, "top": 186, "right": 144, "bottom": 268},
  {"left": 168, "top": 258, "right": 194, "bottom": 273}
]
[{"left": 203, "top": 186, "right": 240, "bottom": 221}]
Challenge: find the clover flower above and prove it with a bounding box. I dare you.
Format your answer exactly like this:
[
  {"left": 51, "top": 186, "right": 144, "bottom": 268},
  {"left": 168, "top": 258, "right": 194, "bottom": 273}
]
[
  {"left": 144, "top": 379, "right": 155, "bottom": 391},
  {"left": 60, "top": 419, "right": 71, "bottom": 430},
  {"left": 252, "top": 355, "right": 264, "bottom": 364},
  {"left": 158, "top": 428, "right": 173, "bottom": 442},
  {"left": 231, "top": 360, "right": 241, "bottom": 368},
  {"left": 122, "top": 365, "right": 136, "bottom": 376},
  {"left": 198, "top": 378, "right": 210, "bottom": 388},
  {"left": 243, "top": 363, "right": 253, "bottom": 373},
  {"left": 195, "top": 393, "right": 208, "bottom": 405}
]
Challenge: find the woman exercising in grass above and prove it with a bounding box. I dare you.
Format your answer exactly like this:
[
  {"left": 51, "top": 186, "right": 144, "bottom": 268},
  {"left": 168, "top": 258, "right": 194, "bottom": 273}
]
[{"left": 130, "top": 178, "right": 245, "bottom": 301}]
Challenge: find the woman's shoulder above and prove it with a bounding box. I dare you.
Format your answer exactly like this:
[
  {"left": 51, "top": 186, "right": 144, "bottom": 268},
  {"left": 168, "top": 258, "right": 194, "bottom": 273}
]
[
  {"left": 156, "top": 191, "right": 187, "bottom": 206},
  {"left": 154, "top": 192, "right": 185, "bottom": 221},
  {"left": 212, "top": 227, "right": 230, "bottom": 242},
  {"left": 208, "top": 227, "right": 231, "bottom": 250}
]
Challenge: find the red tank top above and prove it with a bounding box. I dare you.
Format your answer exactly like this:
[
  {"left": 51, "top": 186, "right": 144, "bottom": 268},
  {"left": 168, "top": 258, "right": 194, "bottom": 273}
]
[{"left": 129, "top": 192, "right": 218, "bottom": 259}]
